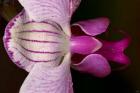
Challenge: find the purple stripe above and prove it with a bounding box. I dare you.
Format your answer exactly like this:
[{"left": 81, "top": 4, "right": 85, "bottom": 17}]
[
  {"left": 18, "top": 30, "right": 61, "bottom": 35},
  {"left": 14, "top": 48, "right": 59, "bottom": 62},
  {"left": 24, "top": 21, "right": 35, "bottom": 24},
  {"left": 18, "top": 44, "right": 61, "bottom": 54},
  {"left": 18, "top": 38, "right": 60, "bottom": 43},
  {"left": 23, "top": 21, "right": 61, "bottom": 31}
]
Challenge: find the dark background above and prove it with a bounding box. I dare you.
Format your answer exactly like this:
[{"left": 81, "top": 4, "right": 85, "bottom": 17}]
[{"left": 0, "top": 0, "right": 140, "bottom": 93}]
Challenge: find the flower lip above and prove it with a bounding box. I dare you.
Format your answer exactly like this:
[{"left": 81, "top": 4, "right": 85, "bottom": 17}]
[{"left": 3, "top": 11, "right": 70, "bottom": 72}]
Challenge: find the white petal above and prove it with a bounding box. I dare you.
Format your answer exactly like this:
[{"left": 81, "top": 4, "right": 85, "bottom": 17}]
[
  {"left": 19, "top": 53, "right": 74, "bottom": 93},
  {"left": 18, "top": 0, "right": 81, "bottom": 36}
]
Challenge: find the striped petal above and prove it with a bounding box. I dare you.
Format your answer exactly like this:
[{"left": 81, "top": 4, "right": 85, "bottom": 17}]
[
  {"left": 72, "top": 18, "right": 110, "bottom": 36},
  {"left": 72, "top": 54, "right": 111, "bottom": 78},
  {"left": 19, "top": 53, "right": 74, "bottom": 93},
  {"left": 18, "top": 0, "right": 81, "bottom": 36},
  {"left": 3, "top": 11, "right": 69, "bottom": 72}
]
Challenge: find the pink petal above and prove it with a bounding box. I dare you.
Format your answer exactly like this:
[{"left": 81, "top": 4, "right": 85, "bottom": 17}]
[
  {"left": 72, "top": 17, "right": 110, "bottom": 36},
  {"left": 72, "top": 54, "right": 111, "bottom": 78},
  {"left": 18, "top": 0, "right": 81, "bottom": 36},
  {"left": 20, "top": 53, "right": 74, "bottom": 93},
  {"left": 70, "top": 0, "right": 81, "bottom": 14},
  {"left": 96, "top": 36, "right": 131, "bottom": 65},
  {"left": 70, "top": 36, "right": 102, "bottom": 54}
]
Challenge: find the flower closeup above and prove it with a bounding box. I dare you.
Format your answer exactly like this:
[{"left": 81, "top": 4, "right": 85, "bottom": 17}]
[{"left": 3, "top": 0, "right": 131, "bottom": 93}]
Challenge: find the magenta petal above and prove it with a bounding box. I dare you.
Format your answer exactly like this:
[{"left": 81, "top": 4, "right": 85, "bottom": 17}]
[
  {"left": 72, "top": 18, "right": 110, "bottom": 36},
  {"left": 97, "top": 36, "right": 131, "bottom": 65},
  {"left": 72, "top": 54, "right": 111, "bottom": 78},
  {"left": 70, "top": 36, "right": 102, "bottom": 55}
]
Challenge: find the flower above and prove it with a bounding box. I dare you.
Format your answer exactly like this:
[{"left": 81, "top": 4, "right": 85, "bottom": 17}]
[{"left": 3, "top": 0, "right": 130, "bottom": 93}]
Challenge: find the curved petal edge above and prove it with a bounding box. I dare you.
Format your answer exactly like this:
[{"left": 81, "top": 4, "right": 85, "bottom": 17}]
[
  {"left": 72, "top": 54, "right": 111, "bottom": 78},
  {"left": 72, "top": 17, "right": 110, "bottom": 36}
]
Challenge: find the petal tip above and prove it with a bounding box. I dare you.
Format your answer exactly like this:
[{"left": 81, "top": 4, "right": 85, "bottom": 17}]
[
  {"left": 72, "top": 54, "right": 111, "bottom": 78},
  {"left": 72, "top": 17, "right": 110, "bottom": 36}
]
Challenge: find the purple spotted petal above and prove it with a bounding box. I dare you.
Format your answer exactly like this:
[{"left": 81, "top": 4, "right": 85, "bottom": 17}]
[
  {"left": 70, "top": 36, "right": 102, "bottom": 55},
  {"left": 96, "top": 36, "right": 131, "bottom": 65},
  {"left": 72, "top": 54, "right": 111, "bottom": 78},
  {"left": 20, "top": 53, "right": 74, "bottom": 93},
  {"left": 72, "top": 17, "right": 110, "bottom": 36}
]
